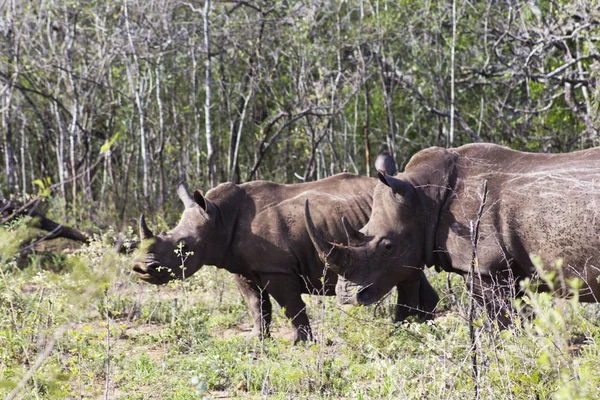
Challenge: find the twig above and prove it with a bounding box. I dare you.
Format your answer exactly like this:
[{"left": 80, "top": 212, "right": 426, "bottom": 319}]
[
  {"left": 468, "top": 179, "right": 488, "bottom": 400},
  {"left": 104, "top": 289, "right": 112, "bottom": 400}
]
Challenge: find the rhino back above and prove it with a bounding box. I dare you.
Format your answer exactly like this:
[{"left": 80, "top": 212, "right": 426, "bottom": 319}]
[{"left": 209, "top": 173, "right": 376, "bottom": 289}]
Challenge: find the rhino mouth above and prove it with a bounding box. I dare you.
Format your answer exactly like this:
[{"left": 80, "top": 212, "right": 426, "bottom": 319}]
[
  {"left": 335, "top": 278, "right": 378, "bottom": 306},
  {"left": 336, "top": 284, "right": 379, "bottom": 306},
  {"left": 133, "top": 262, "right": 172, "bottom": 284},
  {"left": 356, "top": 285, "right": 378, "bottom": 306}
]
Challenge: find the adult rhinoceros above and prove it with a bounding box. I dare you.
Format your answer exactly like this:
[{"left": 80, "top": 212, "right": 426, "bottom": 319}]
[
  {"left": 133, "top": 157, "right": 439, "bottom": 342},
  {"left": 306, "top": 143, "right": 600, "bottom": 326}
]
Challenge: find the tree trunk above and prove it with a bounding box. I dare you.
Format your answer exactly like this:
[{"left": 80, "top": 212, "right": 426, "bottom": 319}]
[
  {"left": 2, "top": 1, "right": 17, "bottom": 191},
  {"left": 449, "top": 0, "right": 456, "bottom": 147},
  {"left": 124, "top": 0, "right": 149, "bottom": 209},
  {"left": 203, "top": 0, "right": 216, "bottom": 187},
  {"left": 155, "top": 58, "right": 166, "bottom": 212},
  {"left": 191, "top": 45, "right": 202, "bottom": 181},
  {"left": 364, "top": 83, "right": 371, "bottom": 177},
  {"left": 66, "top": 20, "right": 79, "bottom": 221}
]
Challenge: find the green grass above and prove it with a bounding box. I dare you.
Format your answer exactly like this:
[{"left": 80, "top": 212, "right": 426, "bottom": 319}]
[{"left": 1, "top": 220, "right": 600, "bottom": 399}]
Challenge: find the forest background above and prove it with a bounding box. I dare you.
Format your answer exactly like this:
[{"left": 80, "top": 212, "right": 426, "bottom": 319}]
[
  {"left": 2, "top": 0, "right": 599, "bottom": 226},
  {"left": 2, "top": 0, "right": 600, "bottom": 398}
]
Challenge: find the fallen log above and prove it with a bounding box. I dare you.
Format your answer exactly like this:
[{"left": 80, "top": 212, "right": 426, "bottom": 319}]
[
  {"left": 1, "top": 197, "right": 90, "bottom": 244},
  {"left": 1, "top": 197, "right": 137, "bottom": 253}
]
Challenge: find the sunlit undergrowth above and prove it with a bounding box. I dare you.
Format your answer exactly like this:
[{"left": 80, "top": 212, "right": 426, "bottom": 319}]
[{"left": 1, "top": 219, "right": 600, "bottom": 399}]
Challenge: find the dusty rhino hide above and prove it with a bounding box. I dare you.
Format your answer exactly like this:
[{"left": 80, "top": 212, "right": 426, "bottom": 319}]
[
  {"left": 134, "top": 167, "right": 439, "bottom": 342},
  {"left": 306, "top": 143, "right": 600, "bottom": 326}
]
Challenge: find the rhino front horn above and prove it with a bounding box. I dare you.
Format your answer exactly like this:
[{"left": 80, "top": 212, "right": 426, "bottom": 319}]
[
  {"left": 139, "top": 214, "right": 154, "bottom": 240},
  {"left": 176, "top": 182, "right": 195, "bottom": 209},
  {"left": 304, "top": 199, "right": 354, "bottom": 274}
]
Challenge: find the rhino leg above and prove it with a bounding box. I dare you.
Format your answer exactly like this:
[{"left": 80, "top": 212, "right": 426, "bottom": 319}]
[
  {"left": 264, "top": 276, "right": 312, "bottom": 343},
  {"left": 234, "top": 274, "right": 272, "bottom": 339},
  {"left": 393, "top": 272, "right": 422, "bottom": 322},
  {"left": 417, "top": 270, "right": 439, "bottom": 320},
  {"left": 467, "top": 273, "right": 516, "bottom": 329},
  {"left": 393, "top": 270, "right": 439, "bottom": 322}
]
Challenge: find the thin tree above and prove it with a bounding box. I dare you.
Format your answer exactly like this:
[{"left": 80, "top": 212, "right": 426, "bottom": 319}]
[{"left": 203, "top": 0, "right": 216, "bottom": 187}]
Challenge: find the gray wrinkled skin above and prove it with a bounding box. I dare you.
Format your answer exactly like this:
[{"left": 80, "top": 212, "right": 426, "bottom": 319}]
[
  {"left": 134, "top": 168, "right": 439, "bottom": 342},
  {"left": 306, "top": 143, "right": 600, "bottom": 326}
]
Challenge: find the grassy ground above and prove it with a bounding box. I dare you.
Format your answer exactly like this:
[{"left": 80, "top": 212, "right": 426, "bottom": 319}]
[{"left": 1, "top": 220, "right": 600, "bottom": 399}]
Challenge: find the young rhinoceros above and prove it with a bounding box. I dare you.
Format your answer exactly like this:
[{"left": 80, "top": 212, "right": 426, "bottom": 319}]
[{"left": 134, "top": 161, "right": 438, "bottom": 342}]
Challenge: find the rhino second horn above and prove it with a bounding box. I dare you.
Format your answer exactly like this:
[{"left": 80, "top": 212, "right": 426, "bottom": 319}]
[
  {"left": 176, "top": 182, "right": 195, "bottom": 209},
  {"left": 342, "top": 216, "right": 366, "bottom": 246},
  {"left": 304, "top": 199, "right": 353, "bottom": 274},
  {"left": 140, "top": 214, "right": 154, "bottom": 240}
]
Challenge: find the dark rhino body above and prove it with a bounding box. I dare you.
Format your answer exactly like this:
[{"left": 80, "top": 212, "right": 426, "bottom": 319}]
[
  {"left": 306, "top": 143, "right": 600, "bottom": 325},
  {"left": 134, "top": 171, "right": 438, "bottom": 341}
]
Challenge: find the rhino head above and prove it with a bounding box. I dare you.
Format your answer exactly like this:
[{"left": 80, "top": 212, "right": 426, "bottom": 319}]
[
  {"left": 305, "top": 171, "right": 428, "bottom": 306},
  {"left": 133, "top": 183, "right": 222, "bottom": 285}
]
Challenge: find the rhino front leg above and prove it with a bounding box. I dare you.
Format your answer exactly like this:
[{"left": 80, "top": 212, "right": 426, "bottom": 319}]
[
  {"left": 417, "top": 270, "right": 439, "bottom": 320},
  {"left": 394, "top": 272, "right": 421, "bottom": 322},
  {"left": 234, "top": 274, "right": 272, "bottom": 339},
  {"left": 265, "top": 276, "right": 312, "bottom": 343},
  {"left": 394, "top": 270, "right": 439, "bottom": 322}
]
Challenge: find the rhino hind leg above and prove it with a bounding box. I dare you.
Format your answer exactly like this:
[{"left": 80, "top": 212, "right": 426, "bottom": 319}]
[
  {"left": 393, "top": 270, "right": 439, "bottom": 322},
  {"left": 234, "top": 274, "right": 272, "bottom": 339},
  {"left": 468, "top": 273, "right": 517, "bottom": 329}
]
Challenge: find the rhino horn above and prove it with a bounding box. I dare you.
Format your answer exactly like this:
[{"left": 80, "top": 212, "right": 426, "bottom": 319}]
[
  {"left": 139, "top": 214, "right": 154, "bottom": 240},
  {"left": 176, "top": 182, "right": 195, "bottom": 209},
  {"left": 304, "top": 199, "right": 355, "bottom": 274},
  {"left": 342, "top": 216, "right": 366, "bottom": 246}
]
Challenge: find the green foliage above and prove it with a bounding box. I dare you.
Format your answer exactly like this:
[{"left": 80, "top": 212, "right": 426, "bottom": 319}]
[
  {"left": 4, "top": 0, "right": 598, "bottom": 228},
  {"left": 100, "top": 133, "right": 120, "bottom": 154},
  {"left": 3, "top": 231, "right": 600, "bottom": 399}
]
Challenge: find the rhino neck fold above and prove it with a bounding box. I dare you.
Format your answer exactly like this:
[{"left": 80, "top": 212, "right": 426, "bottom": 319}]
[
  {"left": 411, "top": 148, "right": 459, "bottom": 270},
  {"left": 204, "top": 197, "right": 239, "bottom": 270},
  {"left": 221, "top": 206, "right": 241, "bottom": 269}
]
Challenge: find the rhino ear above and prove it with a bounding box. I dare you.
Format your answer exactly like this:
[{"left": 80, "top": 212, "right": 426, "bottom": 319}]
[
  {"left": 377, "top": 171, "right": 389, "bottom": 186},
  {"left": 193, "top": 190, "right": 215, "bottom": 216},
  {"left": 375, "top": 152, "right": 397, "bottom": 176},
  {"left": 378, "top": 172, "right": 414, "bottom": 200}
]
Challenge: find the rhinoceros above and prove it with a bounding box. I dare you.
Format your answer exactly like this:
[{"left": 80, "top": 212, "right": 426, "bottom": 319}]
[
  {"left": 306, "top": 143, "right": 600, "bottom": 326},
  {"left": 133, "top": 158, "right": 439, "bottom": 342}
]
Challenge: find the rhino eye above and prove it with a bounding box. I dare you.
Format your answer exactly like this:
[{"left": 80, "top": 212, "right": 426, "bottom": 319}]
[{"left": 380, "top": 239, "right": 393, "bottom": 251}]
